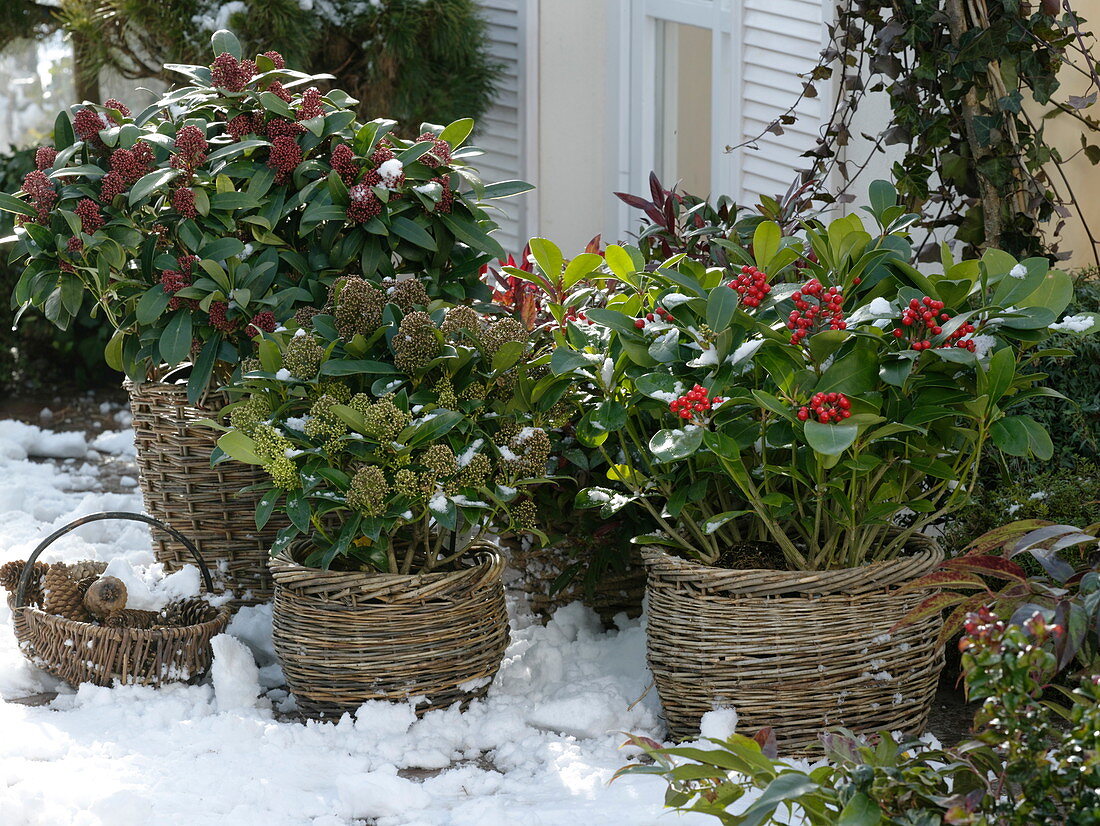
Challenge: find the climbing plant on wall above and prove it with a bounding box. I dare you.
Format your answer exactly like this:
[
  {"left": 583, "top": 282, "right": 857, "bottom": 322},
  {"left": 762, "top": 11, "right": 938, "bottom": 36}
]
[{"left": 742, "top": 0, "right": 1100, "bottom": 265}]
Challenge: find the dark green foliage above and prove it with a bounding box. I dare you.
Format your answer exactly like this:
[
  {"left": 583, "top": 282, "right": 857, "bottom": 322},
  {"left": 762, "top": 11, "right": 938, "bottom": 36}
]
[
  {"left": 0, "top": 146, "right": 115, "bottom": 391},
  {"left": 57, "top": 0, "right": 497, "bottom": 129}
]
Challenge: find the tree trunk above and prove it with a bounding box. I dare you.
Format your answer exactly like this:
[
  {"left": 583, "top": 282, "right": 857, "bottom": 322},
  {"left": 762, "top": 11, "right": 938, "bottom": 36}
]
[{"left": 72, "top": 33, "right": 100, "bottom": 104}]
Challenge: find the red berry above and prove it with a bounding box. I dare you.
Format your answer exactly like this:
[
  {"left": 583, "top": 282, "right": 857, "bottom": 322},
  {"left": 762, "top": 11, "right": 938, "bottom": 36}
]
[{"left": 634, "top": 319, "right": 645, "bottom": 328}]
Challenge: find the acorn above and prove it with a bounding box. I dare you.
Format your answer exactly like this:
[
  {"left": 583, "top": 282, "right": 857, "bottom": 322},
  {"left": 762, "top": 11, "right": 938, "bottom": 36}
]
[{"left": 83, "top": 576, "right": 128, "bottom": 619}]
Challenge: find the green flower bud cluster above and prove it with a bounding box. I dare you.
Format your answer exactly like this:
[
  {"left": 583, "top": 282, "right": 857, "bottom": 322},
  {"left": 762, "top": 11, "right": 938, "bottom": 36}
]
[
  {"left": 334, "top": 277, "right": 385, "bottom": 340},
  {"left": 434, "top": 376, "right": 458, "bottom": 410},
  {"left": 319, "top": 381, "right": 352, "bottom": 404},
  {"left": 294, "top": 306, "right": 321, "bottom": 330},
  {"left": 480, "top": 317, "right": 527, "bottom": 358},
  {"left": 514, "top": 499, "right": 537, "bottom": 531},
  {"left": 505, "top": 427, "right": 552, "bottom": 477},
  {"left": 283, "top": 333, "right": 325, "bottom": 379},
  {"left": 349, "top": 393, "right": 372, "bottom": 415},
  {"left": 229, "top": 395, "right": 270, "bottom": 437},
  {"left": 362, "top": 397, "right": 411, "bottom": 443},
  {"left": 455, "top": 452, "right": 492, "bottom": 489},
  {"left": 384, "top": 278, "right": 430, "bottom": 312},
  {"left": 240, "top": 357, "right": 262, "bottom": 374},
  {"left": 305, "top": 394, "right": 348, "bottom": 447},
  {"left": 422, "top": 444, "right": 457, "bottom": 478},
  {"left": 441, "top": 305, "right": 482, "bottom": 341},
  {"left": 346, "top": 465, "right": 389, "bottom": 517},
  {"left": 459, "top": 380, "right": 485, "bottom": 401},
  {"left": 394, "top": 468, "right": 421, "bottom": 497},
  {"left": 254, "top": 424, "right": 294, "bottom": 461},
  {"left": 266, "top": 456, "right": 300, "bottom": 491},
  {"left": 392, "top": 311, "right": 441, "bottom": 372}
]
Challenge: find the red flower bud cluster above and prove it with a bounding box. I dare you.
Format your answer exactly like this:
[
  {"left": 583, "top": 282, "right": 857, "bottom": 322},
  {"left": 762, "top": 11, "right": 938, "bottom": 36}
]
[
  {"left": 248, "top": 311, "right": 277, "bottom": 334},
  {"left": 431, "top": 176, "right": 454, "bottom": 213},
  {"left": 74, "top": 198, "right": 104, "bottom": 234},
  {"left": 894, "top": 297, "right": 976, "bottom": 352},
  {"left": 103, "top": 99, "right": 131, "bottom": 119},
  {"left": 208, "top": 300, "right": 238, "bottom": 333},
  {"left": 171, "top": 125, "right": 208, "bottom": 174},
  {"left": 796, "top": 392, "right": 851, "bottom": 424},
  {"left": 101, "top": 142, "right": 155, "bottom": 201},
  {"left": 669, "top": 385, "right": 723, "bottom": 421},
  {"left": 787, "top": 279, "right": 846, "bottom": 346},
  {"left": 265, "top": 117, "right": 304, "bottom": 140},
  {"left": 330, "top": 143, "right": 359, "bottom": 185},
  {"left": 346, "top": 184, "right": 383, "bottom": 223},
  {"left": 73, "top": 107, "right": 109, "bottom": 149},
  {"left": 19, "top": 170, "right": 56, "bottom": 224},
  {"left": 416, "top": 133, "right": 452, "bottom": 167},
  {"left": 34, "top": 147, "right": 56, "bottom": 170},
  {"left": 226, "top": 113, "right": 263, "bottom": 142},
  {"left": 211, "top": 53, "right": 256, "bottom": 92},
  {"left": 67, "top": 236, "right": 84, "bottom": 253},
  {"left": 262, "top": 51, "right": 286, "bottom": 69},
  {"left": 370, "top": 144, "right": 395, "bottom": 166},
  {"left": 171, "top": 187, "right": 198, "bottom": 218},
  {"left": 297, "top": 87, "right": 324, "bottom": 121},
  {"left": 162, "top": 255, "right": 199, "bottom": 308},
  {"left": 267, "top": 81, "right": 293, "bottom": 103},
  {"left": 268, "top": 136, "right": 302, "bottom": 183},
  {"left": 729, "top": 265, "right": 771, "bottom": 307}
]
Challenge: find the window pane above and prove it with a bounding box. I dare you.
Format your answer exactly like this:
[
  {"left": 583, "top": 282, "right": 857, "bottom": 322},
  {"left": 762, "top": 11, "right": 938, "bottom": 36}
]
[{"left": 654, "top": 21, "right": 712, "bottom": 196}]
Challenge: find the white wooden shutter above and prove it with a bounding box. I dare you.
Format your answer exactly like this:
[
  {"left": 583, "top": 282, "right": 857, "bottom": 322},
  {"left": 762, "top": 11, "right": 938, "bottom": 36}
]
[
  {"left": 476, "top": 0, "right": 534, "bottom": 256},
  {"left": 737, "top": 0, "right": 825, "bottom": 204}
]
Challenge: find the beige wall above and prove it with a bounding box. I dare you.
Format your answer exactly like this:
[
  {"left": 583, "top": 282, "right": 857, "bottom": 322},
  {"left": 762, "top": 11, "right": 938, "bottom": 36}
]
[{"left": 535, "top": 0, "right": 610, "bottom": 253}]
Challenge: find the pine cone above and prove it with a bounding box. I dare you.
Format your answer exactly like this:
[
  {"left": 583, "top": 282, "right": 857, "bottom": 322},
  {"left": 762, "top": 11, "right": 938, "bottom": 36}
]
[
  {"left": 83, "top": 576, "right": 128, "bottom": 619},
  {"left": 42, "top": 567, "right": 92, "bottom": 622},
  {"left": 0, "top": 560, "right": 50, "bottom": 605},
  {"left": 103, "top": 609, "right": 162, "bottom": 629},
  {"left": 159, "top": 598, "right": 218, "bottom": 627},
  {"left": 76, "top": 575, "right": 97, "bottom": 599}
]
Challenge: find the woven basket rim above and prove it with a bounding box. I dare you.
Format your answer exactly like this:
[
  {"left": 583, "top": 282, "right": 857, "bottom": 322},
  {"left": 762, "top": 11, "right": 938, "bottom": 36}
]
[
  {"left": 9, "top": 598, "right": 232, "bottom": 638},
  {"left": 270, "top": 545, "right": 505, "bottom": 586},
  {"left": 642, "top": 533, "right": 943, "bottom": 597}
]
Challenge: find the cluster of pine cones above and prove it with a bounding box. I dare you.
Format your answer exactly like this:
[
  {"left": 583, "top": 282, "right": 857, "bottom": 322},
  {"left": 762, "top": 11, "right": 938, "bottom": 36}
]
[{"left": 0, "top": 559, "right": 217, "bottom": 629}]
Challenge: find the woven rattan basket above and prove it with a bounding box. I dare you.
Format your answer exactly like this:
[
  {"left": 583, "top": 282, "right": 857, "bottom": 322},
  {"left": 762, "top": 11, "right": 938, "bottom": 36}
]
[
  {"left": 270, "top": 544, "right": 509, "bottom": 719},
  {"left": 504, "top": 539, "right": 646, "bottom": 625},
  {"left": 127, "top": 377, "right": 284, "bottom": 605},
  {"left": 644, "top": 535, "right": 945, "bottom": 751},
  {"left": 9, "top": 512, "right": 231, "bottom": 688}
]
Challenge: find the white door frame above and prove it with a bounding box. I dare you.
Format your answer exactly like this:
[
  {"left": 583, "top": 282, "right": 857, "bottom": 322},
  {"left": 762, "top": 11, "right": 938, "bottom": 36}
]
[{"left": 606, "top": 0, "right": 738, "bottom": 241}]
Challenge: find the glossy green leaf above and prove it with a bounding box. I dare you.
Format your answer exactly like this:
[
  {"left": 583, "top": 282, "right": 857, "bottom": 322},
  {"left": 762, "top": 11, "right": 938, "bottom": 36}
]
[
  {"left": 649, "top": 426, "right": 704, "bottom": 462},
  {"left": 158, "top": 311, "right": 193, "bottom": 366},
  {"left": 803, "top": 421, "right": 858, "bottom": 455}
]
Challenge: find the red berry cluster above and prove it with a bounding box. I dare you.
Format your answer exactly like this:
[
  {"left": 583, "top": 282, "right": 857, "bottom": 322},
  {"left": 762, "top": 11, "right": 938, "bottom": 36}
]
[
  {"left": 74, "top": 198, "right": 103, "bottom": 234},
  {"left": 208, "top": 300, "right": 237, "bottom": 333},
  {"left": 101, "top": 143, "right": 154, "bottom": 201},
  {"left": 297, "top": 87, "right": 324, "bottom": 121},
  {"left": 893, "top": 297, "right": 976, "bottom": 352},
  {"left": 563, "top": 309, "right": 588, "bottom": 324},
  {"left": 34, "top": 147, "right": 56, "bottom": 170},
  {"left": 416, "top": 134, "right": 452, "bottom": 167},
  {"left": 18, "top": 170, "right": 56, "bottom": 224},
  {"left": 729, "top": 265, "right": 771, "bottom": 307},
  {"left": 171, "top": 187, "right": 198, "bottom": 218},
  {"left": 633, "top": 306, "right": 672, "bottom": 328},
  {"left": 171, "top": 125, "right": 208, "bottom": 174},
  {"left": 211, "top": 53, "right": 256, "bottom": 92},
  {"left": 669, "top": 385, "right": 723, "bottom": 421},
  {"left": 73, "top": 107, "right": 109, "bottom": 150},
  {"left": 787, "top": 279, "right": 846, "bottom": 346},
  {"left": 268, "top": 136, "right": 302, "bottom": 183},
  {"left": 796, "top": 392, "right": 851, "bottom": 423},
  {"left": 346, "top": 183, "right": 383, "bottom": 223},
  {"left": 330, "top": 143, "right": 359, "bottom": 185},
  {"left": 248, "top": 311, "right": 277, "bottom": 334}
]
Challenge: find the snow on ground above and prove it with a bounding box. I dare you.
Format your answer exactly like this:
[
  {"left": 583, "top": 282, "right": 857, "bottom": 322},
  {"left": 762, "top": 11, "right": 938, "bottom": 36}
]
[{"left": 0, "top": 416, "right": 746, "bottom": 826}]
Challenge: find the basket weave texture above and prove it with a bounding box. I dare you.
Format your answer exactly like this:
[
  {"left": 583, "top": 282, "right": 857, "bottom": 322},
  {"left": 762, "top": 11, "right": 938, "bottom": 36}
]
[
  {"left": 9, "top": 561, "right": 230, "bottom": 688},
  {"left": 270, "top": 546, "right": 509, "bottom": 719},
  {"left": 127, "top": 379, "right": 282, "bottom": 605},
  {"left": 644, "top": 537, "right": 946, "bottom": 751},
  {"left": 504, "top": 539, "right": 646, "bottom": 624}
]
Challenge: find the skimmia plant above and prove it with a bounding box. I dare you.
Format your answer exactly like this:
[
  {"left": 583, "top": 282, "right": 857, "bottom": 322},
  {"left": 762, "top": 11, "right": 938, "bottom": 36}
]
[
  {"left": 212, "top": 277, "right": 569, "bottom": 573},
  {"left": 0, "top": 30, "right": 527, "bottom": 402},
  {"left": 549, "top": 181, "right": 1096, "bottom": 570}
]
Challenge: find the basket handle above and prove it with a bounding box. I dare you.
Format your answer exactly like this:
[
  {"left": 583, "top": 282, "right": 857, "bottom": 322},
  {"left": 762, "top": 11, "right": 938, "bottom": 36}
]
[{"left": 15, "top": 511, "right": 217, "bottom": 609}]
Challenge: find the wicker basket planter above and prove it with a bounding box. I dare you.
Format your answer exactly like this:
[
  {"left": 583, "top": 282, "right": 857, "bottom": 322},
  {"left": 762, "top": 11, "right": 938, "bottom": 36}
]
[
  {"left": 9, "top": 512, "right": 231, "bottom": 688},
  {"left": 643, "top": 537, "right": 945, "bottom": 751},
  {"left": 269, "top": 545, "right": 509, "bottom": 719},
  {"left": 504, "top": 539, "right": 646, "bottom": 625},
  {"left": 127, "top": 378, "right": 284, "bottom": 605}
]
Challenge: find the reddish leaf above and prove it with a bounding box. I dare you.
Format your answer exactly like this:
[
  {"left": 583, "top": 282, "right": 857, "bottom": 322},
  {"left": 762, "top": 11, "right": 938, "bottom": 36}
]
[
  {"left": 964, "top": 519, "right": 1052, "bottom": 555},
  {"left": 649, "top": 171, "right": 664, "bottom": 205},
  {"left": 943, "top": 555, "right": 1028, "bottom": 582},
  {"left": 584, "top": 234, "right": 603, "bottom": 255},
  {"left": 896, "top": 570, "right": 990, "bottom": 594},
  {"left": 942, "top": 593, "right": 1001, "bottom": 644},
  {"left": 889, "top": 592, "right": 967, "bottom": 633},
  {"left": 752, "top": 726, "right": 778, "bottom": 759}
]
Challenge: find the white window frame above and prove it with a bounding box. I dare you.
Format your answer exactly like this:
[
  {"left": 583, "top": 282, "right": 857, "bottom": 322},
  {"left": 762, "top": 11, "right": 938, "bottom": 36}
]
[{"left": 606, "top": 0, "right": 738, "bottom": 241}]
